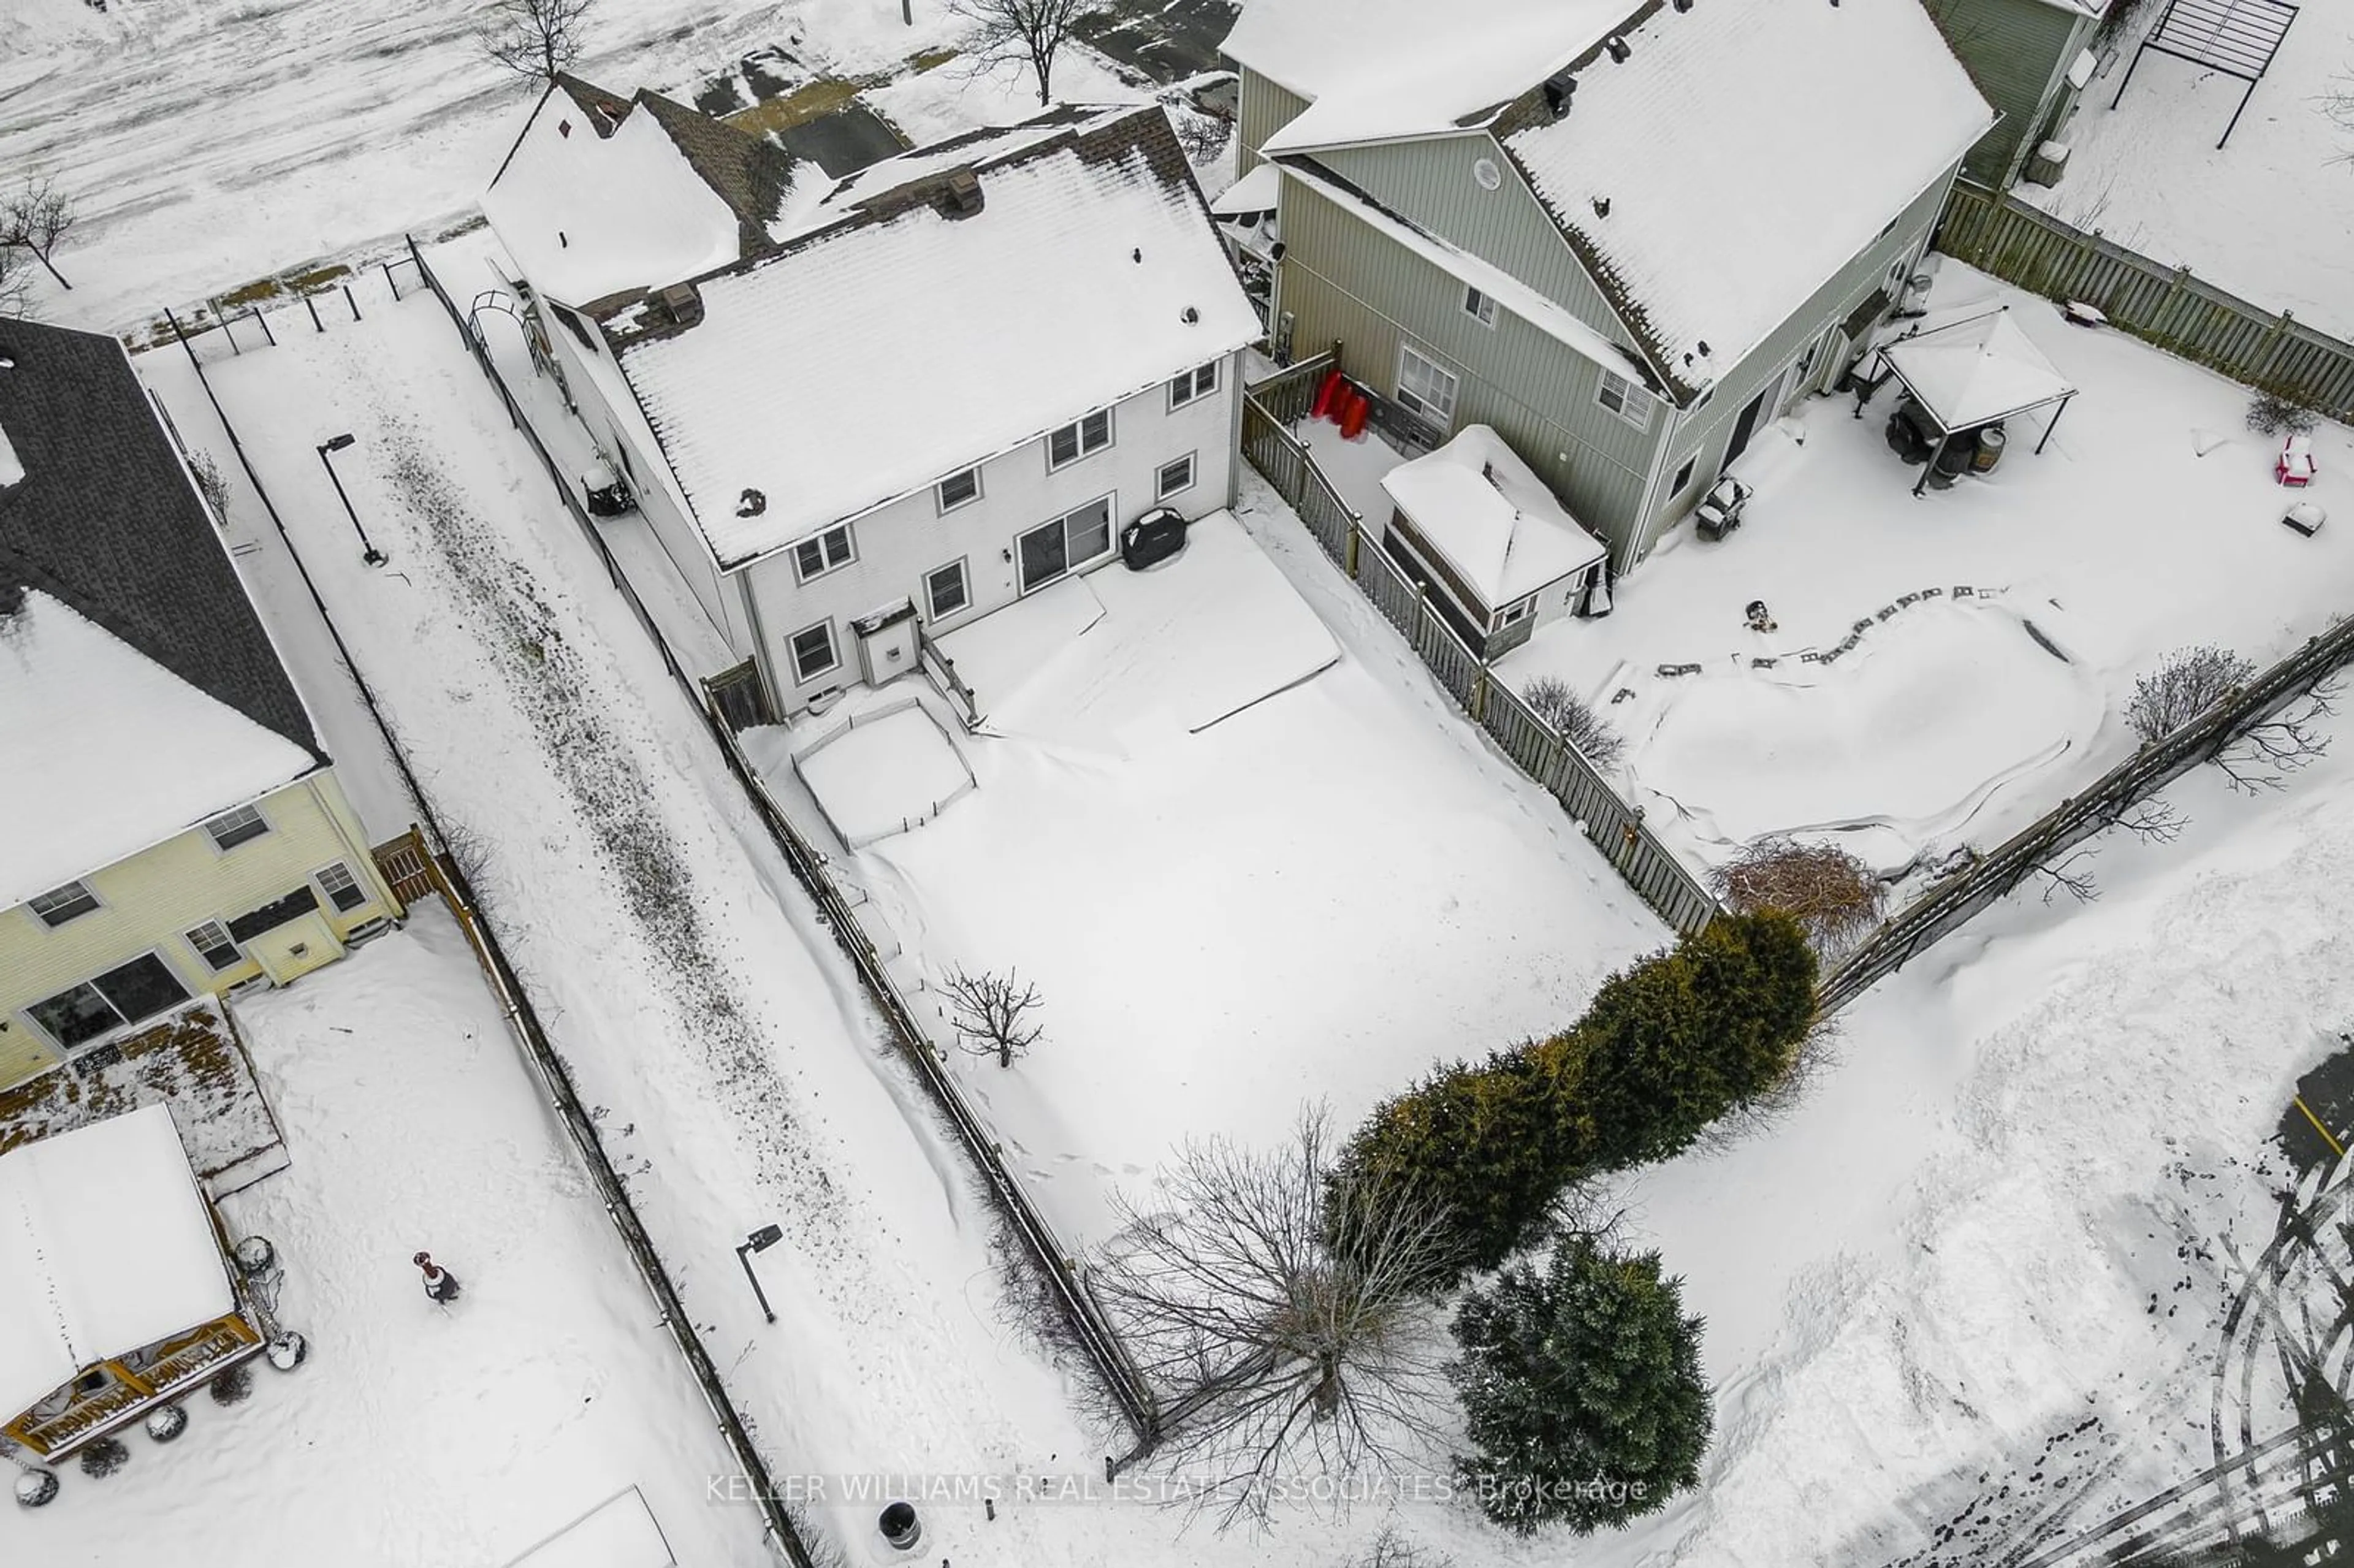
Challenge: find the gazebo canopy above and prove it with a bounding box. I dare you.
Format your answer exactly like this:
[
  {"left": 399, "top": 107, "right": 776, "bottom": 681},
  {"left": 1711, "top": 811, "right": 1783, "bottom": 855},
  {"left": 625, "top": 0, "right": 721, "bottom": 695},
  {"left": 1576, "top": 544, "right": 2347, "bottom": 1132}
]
[{"left": 1883, "top": 307, "right": 2076, "bottom": 434}]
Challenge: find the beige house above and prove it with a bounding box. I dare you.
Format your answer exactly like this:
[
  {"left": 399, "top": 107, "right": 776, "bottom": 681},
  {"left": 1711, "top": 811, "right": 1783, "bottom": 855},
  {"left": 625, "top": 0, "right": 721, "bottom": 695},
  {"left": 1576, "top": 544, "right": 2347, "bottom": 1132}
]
[{"left": 0, "top": 319, "right": 400, "bottom": 1092}]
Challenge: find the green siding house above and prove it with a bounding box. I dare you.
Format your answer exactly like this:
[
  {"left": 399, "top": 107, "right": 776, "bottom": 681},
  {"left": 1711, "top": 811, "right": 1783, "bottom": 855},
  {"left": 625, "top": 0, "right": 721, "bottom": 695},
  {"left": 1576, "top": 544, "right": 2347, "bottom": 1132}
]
[
  {"left": 1924, "top": 0, "right": 2107, "bottom": 189},
  {"left": 1223, "top": 0, "right": 1995, "bottom": 571}
]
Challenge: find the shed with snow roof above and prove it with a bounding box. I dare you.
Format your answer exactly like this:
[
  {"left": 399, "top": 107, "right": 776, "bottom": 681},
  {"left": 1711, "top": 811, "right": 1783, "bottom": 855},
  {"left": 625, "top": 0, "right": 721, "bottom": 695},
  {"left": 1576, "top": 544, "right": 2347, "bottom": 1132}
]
[
  {"left": 0, "top": 1105, "right": 264, "bottom": 1460},
  {"left": 1376, "top": 425, "right": 1608, "bottom": 657}
]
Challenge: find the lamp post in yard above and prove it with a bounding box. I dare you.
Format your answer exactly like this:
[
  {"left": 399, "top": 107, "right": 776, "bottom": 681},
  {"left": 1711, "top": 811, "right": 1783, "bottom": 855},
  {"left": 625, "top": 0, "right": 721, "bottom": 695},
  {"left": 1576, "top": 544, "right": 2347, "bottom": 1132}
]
[
  {"left": 736, "top": 1225, "right": 783, "bottom": 1324},
  {"left": 315, "top": 433, "right": 386, "bottom": 566}
]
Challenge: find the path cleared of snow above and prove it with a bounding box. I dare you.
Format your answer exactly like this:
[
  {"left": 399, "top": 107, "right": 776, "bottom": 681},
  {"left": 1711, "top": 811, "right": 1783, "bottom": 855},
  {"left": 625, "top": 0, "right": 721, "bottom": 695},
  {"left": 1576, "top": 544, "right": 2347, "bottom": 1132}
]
[{"left": 0, "top": 915, "right": 767, "bottom": 1568}]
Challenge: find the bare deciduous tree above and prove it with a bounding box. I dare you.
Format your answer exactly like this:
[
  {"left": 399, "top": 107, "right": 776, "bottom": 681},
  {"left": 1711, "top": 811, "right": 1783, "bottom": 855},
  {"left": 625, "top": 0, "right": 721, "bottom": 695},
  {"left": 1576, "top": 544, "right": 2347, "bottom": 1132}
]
[
  {"left": 481, "top": 0, "right": 595, "bottom": 85},
  {"left": 948, "top": 0, "right": 1104, "bottom": 106},
  {"left": 0, "top": 246, "right": 31, "bottom": 319},
  {"left": 2127, "top": 645, "right": 2255, "bottom": 744},
  {"left": 1088, "top": 1109, "right": 1451, "bottom": 1529},
  {"left": 942, "top": 967, "right": 1044, "bottom": 1067},
  {"left": 185, "top": 450, "right": 233, "bottom": 528},
  {"left": 1520, "top": 675, "right": 1626, "bottom": 768},
  {"left": 1713, "top": 836, "right": 1887, "bottom": 956},
  {"left": 0, "top": 178, "right": 76, "bottom": 292},
  {"left": 2215, "top": 677, "right": 2339, "bottom": 793}
]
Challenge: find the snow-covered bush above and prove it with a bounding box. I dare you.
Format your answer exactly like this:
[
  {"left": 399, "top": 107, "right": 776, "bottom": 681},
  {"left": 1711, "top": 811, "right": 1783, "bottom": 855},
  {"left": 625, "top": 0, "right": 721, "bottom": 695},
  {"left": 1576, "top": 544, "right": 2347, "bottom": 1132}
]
[
  {"left": 1520, "top": 676, "right": 1625, "bottom": 769},
  {"left": 1450, "top": 1239, "right": 1711, "bottom": 1534},
  {"left": 1713, "top": 836, "right": 1886, "bottom": 956},
  {"left": 77, "top": 1437, "right": 129, "bottom": 1479},
  {"left": 2127, "top": 645, "right": 2254, "bottom": 744},
  {"left": 208, "top": 1364, "right": 254, "bottom": 1406},
  {"left": 1350, "top": 1524, "right": 1453, "bottom": 1568},
  {"left": 2246, "top": 389, "right": 2320, "bottom": 437}
]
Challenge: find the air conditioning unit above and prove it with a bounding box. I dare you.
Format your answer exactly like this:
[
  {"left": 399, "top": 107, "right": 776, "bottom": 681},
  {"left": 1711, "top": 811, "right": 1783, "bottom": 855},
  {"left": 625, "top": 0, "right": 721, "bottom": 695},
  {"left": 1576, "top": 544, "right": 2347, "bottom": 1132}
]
[{"left": 656, "top": 282, "right": 703, "bottom": 328}]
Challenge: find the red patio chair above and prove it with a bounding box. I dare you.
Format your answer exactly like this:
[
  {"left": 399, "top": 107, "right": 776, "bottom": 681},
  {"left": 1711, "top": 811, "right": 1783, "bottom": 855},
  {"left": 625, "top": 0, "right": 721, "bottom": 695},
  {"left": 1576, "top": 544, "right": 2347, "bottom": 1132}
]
[{"left": 2277, "top": 435, "right": 2317, "bottom": 488}]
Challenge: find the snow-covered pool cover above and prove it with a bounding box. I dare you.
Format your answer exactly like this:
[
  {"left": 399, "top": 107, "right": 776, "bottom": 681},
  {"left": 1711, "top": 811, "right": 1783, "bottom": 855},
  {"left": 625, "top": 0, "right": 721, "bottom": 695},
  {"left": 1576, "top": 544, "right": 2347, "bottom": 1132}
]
[
  {"left": 0, "top": 589, "right": 313, "bottom": 908},
  {"left": 620, "top": 106, "right": 1262, "bottom": 568},
  {"left": 1883, "top": 307, "right": 2077, "bottom": 432},
  {"left": 505, "top": 1486, "right": 675, "bottom": 1568},
  {"left": 792, "top": 699, "right": 975, "bottom": 847},
  {"left": 0, "top": 1104, "right": 235, "bottom": 1421},
  {"left": 1381, "top": 424, "right": 1604, "bottom": 607}
]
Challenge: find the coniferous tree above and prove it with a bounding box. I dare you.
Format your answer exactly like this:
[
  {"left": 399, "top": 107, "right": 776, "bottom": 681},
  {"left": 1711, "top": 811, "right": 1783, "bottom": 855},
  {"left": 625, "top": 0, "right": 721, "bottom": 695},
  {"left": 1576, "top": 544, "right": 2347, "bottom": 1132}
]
[{"left": 1450, "top": 1241, "right": 1711, "bottom": 1534}]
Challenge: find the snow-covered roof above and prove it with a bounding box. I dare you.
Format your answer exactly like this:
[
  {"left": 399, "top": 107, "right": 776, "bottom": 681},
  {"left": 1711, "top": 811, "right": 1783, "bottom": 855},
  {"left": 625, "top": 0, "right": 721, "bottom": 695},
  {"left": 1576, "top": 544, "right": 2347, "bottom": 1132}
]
[
  {"left": 814, "top": 111, "right": 1087, "bottom": 212},
  {"left": 485, "top": 78, "right": 794, "bottom": 306},
  {"left": 1883, "top": 307, "right": 2076, "bottom": 430},
  {"left": 1222, "top": 0, "right": 1612, "bottom": 107},
  {"left": 0, "top": 1106, "right": 235, "bottom": 1423},
  {"left": 1277, "top": 160, "right": 1651, "bottom": 388},
  {"left": 1381, "top": 424, "right": 1605, "bottom": 606},
  {"left": 1210, "top": 160, "right": 1280, "bottom": 216},
  {"left": 506, "top": 1487, "right": 675, "bottom": 1568},
  {"left": 1498, "top": 0, "right": 1992, "bottom": 389},
  {"left": 0, "top": 590, "right": 314, "bottom": 907},
  {"left": 617, "top": 105, "right": 1260, "bottom": 569}
]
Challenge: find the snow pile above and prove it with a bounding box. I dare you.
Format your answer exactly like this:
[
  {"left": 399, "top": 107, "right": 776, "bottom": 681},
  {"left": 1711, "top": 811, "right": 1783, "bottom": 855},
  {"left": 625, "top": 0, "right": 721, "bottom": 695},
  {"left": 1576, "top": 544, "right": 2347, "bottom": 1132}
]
[
  {"left": 0, "top": 1103, "right": 234, "bottom": 1422},
  {"left": 622, "top": 106, "right": 1260, "bottom": 566},
  {"left": 0, "top": 588, "right": 313, "bottom": 905},
  {"left": 1501, "top": 0, "right": 1991, "bottom": 378},
  {"left": 747, "top": 696, "right": 975, "bottom": 847},
  {"left": 1632, "top": 597, "right": 2104, "bottom": 865},
  {"left": 1381, "top": 423, "right": 1605, "bottom": 606}
]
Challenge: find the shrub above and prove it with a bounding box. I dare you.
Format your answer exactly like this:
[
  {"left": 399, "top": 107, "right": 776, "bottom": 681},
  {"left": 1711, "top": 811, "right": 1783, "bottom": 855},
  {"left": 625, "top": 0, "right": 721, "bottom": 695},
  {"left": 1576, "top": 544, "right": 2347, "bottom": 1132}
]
[
  {"left": 1451, "top": 1240, "right": 1711, "bottom": 1534},
  {"left": 2246, "top": 389, "right": 2320, "bottom": 437},
  {"left": 1522, "top": 676, "right": 1626, "bottom": 769},
  {"left": 77, "top": 1437, "right": 131, "bottom": 1479},
  {"left": 208, "top": 1363, "right": 254, "bottom": 1406},
  {"left": 2127, "top": 645, "right": 2253, "bottom": 744},
  {"left": 1713, "top": 837, "right": 1886, "bottom": 955}
]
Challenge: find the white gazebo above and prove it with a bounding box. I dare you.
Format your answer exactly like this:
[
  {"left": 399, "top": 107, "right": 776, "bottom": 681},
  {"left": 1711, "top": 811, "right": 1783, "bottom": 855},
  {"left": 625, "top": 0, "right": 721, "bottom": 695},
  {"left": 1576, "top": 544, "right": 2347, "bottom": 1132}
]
[{"left": 1881, "top": 306, "right": 2078, "bottom": 495}]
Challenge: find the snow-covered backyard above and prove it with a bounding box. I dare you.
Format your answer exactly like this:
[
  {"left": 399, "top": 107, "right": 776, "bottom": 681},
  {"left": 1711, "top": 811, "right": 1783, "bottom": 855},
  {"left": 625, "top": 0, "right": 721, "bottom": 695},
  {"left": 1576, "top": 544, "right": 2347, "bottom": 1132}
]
[
  {"left": 1305, "top": 261, "right": 2354, "bottom": 885},
  {"left": 0, "top": 915, "right": 766, "bottom": 1568},
  {"left": 2017, "top": 0, "right": 2354, "bottom": 340}
]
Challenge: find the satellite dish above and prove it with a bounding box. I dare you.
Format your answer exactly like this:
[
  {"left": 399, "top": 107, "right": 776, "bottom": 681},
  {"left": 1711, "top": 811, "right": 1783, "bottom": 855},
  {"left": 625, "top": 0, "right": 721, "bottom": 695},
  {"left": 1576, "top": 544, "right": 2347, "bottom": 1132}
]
[{"left": 1472, "top": 158, "right": 1503, "bottom": 191}]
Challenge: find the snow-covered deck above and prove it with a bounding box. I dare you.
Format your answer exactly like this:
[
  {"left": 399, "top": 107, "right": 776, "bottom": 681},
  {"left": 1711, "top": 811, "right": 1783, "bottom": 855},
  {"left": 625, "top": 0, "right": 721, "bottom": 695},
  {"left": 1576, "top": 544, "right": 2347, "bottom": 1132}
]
[{"left": 1495, "top": 261, "right": 2354, "bottom": 883}]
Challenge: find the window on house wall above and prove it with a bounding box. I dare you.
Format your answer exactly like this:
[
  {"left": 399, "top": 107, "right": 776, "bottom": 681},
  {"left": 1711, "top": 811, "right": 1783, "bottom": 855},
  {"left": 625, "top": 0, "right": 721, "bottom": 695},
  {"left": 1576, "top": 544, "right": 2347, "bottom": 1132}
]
[
  {"left": 1157, "top": 453, "right": 1197, "bottom": 500},
  {"left": 1494, "top": 597, "right": 1536, "bottom": 631},
  {"left": 186, "top": 921, "right": 243, "bottom": 972},
  {"left": 1597, "top": 369, "right": 1653, "bottom": 431},
  {"left": 1168, "top": 362, "right": 1219, "bottom": 409},
  {"left": 28, "top": 881, "right": 99, "bottom": 928},
  {"left": 1671, "top": 454, "right": 1698, "bottom": 495},
  {"left": 1463, "top": 285, "right": 1498, "bottom": 327},
  {"left": 937, "top": 467, "right": 981, "bottom": 514},
  {"left": 1396, "top": 344, "right": 1460, "bottom": 426},
  {"left": 1017, "top": 497, "right": 1114, "bottom": 592},
  {"left": 925, "top": 560, "right": 970, "bottom": 620},
  {"left": 791, "top": 523, "right": 856, "bottom": 583},
  {"left": 1048, "top": 409, "right": 1113, "bottom": 468},
  {"left": 26, "top": 954, "right": 191, "bottom": 1049},
  {"left": 316, "top": 863, "right": 368, "bottom": 914},
  {"left": 203, "top": 804, "right": 270, "bottom": 851},
  {"left": 789, "top": 620, "right": 839, "bottom": 683}
]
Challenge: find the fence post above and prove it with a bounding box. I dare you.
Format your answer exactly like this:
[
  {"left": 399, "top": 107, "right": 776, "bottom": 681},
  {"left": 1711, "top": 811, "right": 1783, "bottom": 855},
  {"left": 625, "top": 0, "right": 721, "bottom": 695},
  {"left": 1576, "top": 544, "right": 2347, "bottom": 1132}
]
[
  {"left": 2248, "top": 309, "right": 2296, "bottom": 387},
  {"left": 1344, "top": 522, "right": 1360, "bottom": 580},
  {"left": 1412, "top": 580, "right": 1430, "bottom": 658},
  {"left": 1470, "top": 661, "right": 1488, "bottom": 723}
]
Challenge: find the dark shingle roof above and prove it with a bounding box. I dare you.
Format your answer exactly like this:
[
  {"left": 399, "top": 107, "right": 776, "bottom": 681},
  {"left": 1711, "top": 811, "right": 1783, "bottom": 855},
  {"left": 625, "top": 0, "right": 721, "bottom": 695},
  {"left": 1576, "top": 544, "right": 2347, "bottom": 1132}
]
[
  {"left": 0, "top": 320, "right": 326, "bottom": 767},
  {"left": 554, "top": 73, "right": 634, "bottom": 135},
  {"left": 632, "top": 90, "right": 801, "bottom": 252}
]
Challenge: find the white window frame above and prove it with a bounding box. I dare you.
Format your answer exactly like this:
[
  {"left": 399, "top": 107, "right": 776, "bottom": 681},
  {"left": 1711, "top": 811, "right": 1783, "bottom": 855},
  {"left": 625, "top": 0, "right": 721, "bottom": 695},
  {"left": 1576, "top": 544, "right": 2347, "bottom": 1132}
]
[
  {"left": 924, "top": 558, "right": 970, "bottom": 621},
  {"left": 202, "top": 802, "right": 271, "bottom": 852},
  {"left": 1016, "top": 495, "right": 1116, "bottom": 593},
  {"left": 788, "top": 618, "right": 840, "bottom": 683},
  {"left": 1396, "top": 343, "right": 1460, "bottom": 427},
  {"left": 935, "top": 467, "right": 981, "bottom": 516},
  {"left": 1168, "top": 362, "right": 1219, "bottom": 410},
  {"left": 27, "top": 880, "right": 101, "bottom": 929},
  {"left": 313, "top": 862, "right": 370, "bottom": 915},
  {"left": 1463, "top": 284, "right": 1498, "bottom": 329},
  {"left": 790, "top": 523, "right": 856, "bottom": 585},
  {"left": 1493, "top": 596, "right": 1537, "bottom": 633},
  {"left": 1046, "top": 409, "right": 1113, "bottom": 470},
  {"left": 186, "top": 919, "right": 244, "bottom": 973},
  {"left": 1156, "top": 452, "right": 1197, "bottom": 501},
  {"left": 1596, "top": 369, "right": 1653, "bottom": 432}
]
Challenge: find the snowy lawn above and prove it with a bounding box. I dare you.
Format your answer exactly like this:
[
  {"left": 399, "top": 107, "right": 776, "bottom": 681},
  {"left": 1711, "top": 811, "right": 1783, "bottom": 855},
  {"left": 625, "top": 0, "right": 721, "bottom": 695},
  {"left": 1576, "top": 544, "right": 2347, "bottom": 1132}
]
[
  {"left": 742, "top": 695, "right": 976, "bottom": 847},
  {"left": 1480, "top": 262, "right": 2354, "bottom": 883},
  {"left": 2016, "top": 0, "right": 2354, "bottom": 340},
  {"left": 0, "top": 915, "right": 766, "bottom": 1568},
  {"left": 775, "top": 502, "right": 1669, "bottom": 1244}
]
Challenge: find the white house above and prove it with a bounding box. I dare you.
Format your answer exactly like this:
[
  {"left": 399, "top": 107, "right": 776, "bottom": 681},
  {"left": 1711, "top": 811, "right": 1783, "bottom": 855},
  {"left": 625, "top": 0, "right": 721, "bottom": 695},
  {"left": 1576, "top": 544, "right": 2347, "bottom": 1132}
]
[{"left": 484, "top": 90, "right": 1262, "bottom": 721}]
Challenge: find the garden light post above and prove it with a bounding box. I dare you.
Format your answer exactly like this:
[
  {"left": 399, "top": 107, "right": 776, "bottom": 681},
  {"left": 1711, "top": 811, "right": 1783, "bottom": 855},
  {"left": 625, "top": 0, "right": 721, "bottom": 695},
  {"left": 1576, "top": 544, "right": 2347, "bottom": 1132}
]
[
  {"left": 736, "top": 1224, "right": 783, "bottom": 1324},
  {"left": 314, "top": 433, "right": 386, "bottom": 566}
]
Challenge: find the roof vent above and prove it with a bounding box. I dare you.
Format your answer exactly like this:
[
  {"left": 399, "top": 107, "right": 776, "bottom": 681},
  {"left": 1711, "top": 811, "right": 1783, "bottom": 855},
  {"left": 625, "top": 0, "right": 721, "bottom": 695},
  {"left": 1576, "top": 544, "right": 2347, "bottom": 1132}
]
[
  {"left": 1183, "top": 305, "right": 1199, "bottom": 324},
  {"left": 656, "top": 281, "right": 703, "bottom": 328},
  {"left": 1672, "top": 0, "right": 1692, "bottom": 11},
  {"left": 943, "top": 168, "right": 984, "bottom": 218},
  {"left": 737, "top": 487, "right": 767, "bottom": 517},
  {"left": 0, "top": 580, "right": 23, "bottom": 618},
  {"left": 1593, "top": 195, "right": 1610, "bottom": 218},
  {"left": 1605, "top": 35, "right": 1631, "bottom": 63},
  {"left": 1541, "top": 72, "right": 1577, "bottom": 118}
]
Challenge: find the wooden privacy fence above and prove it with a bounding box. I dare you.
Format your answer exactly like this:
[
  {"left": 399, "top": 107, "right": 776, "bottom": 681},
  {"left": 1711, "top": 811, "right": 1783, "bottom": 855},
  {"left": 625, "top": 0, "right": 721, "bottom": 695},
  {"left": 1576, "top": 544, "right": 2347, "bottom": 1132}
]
[
  {"left": 1936, "top": 181, "right": 2354, "bottom": 419},
  {"left": 1242, "top": 363, "right": 1723, "bottom": 937},
  {"left": 407, "top": 240, "right": 1164, "bottom": 1454},
  {"left": 1816, "top": 612, "right": 2354, "bottom": 1016}
]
